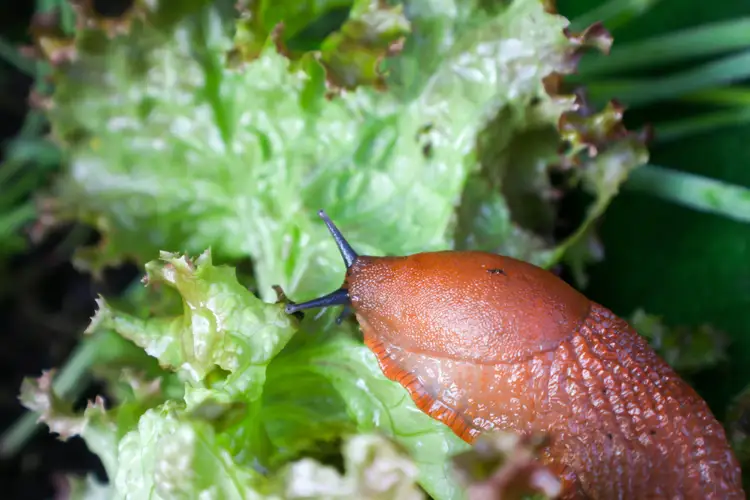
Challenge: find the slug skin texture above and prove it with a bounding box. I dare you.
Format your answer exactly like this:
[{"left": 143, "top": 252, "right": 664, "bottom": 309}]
[{"left": 345, "top": 251, "right": 745, "bottom": 499}]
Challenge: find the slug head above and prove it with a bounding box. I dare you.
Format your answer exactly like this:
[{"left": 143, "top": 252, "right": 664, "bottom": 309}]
[{"left": 286, "top": 212, "right": 591, "bottom": 363}]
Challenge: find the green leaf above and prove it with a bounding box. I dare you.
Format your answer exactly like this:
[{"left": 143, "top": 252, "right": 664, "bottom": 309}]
[
  {"left": 229, "top": 0, "right": 353, "bottom": 63},
  {"left": 231, "top": 0, "right": 410, "bottom": 91},
  {"left": 114, "top": 402, "right": 265, "bottom": 500},
  {"left": 624, "top": 164, "right": 750, "bottom": 224},
  {"left": 87, "top": 250, "right": 297, "bottom": 398},
  {"left": 19, "top": 371, "right": 119, "bottom": 477},
  {"left": 584, "top": 50, "right": 750, "bottom": 108},
  {"left": 268, "top": 328, "right": 471, "bottom": 500},
  {"left": 576, "top": 18, "right": 750, "bottom": 77},
  {"left": 85, "top": 250, "right": 303, "bottom": 470},
  {"left": 45, "top": 0, "right": 642, "bottom": 301},
  {"left": 456, "top": 95, "right": 649, "bottom": 284},
  {"left": 1, "top": 327, "right": 176, "bottom": 459},
  {"left": 272, "top": 433, "right": 424, "bottom": 499},
  {"left": 315, "top": 0, "right": 410, "bottom": 91}
]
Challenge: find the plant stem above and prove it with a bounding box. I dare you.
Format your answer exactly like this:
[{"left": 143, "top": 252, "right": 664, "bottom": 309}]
[
  {"left": 585, "top": 50, "right": 750, "bottom": 108},
  {"left": 578, "top": 18, "right": 750, "bottom": 77},
  {"left": 571, "top": 0, "right": 661, "bottom": 32},
  {"left": 654, "top": 107, "right": 750, "bottom": 143},
  {"left": 624, "top": 164, "right": 750, "bottom": 224},
  {"left": 0, "top": 335, "right": 102, "bottom": 458}
]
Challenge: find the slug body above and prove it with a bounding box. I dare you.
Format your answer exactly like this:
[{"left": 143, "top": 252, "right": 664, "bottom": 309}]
[{"left": 287, "top": 212, "right": 745, "bottom": 499}]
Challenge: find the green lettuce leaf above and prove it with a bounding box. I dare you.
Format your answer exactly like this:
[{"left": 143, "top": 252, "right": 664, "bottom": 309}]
[
  {"left": 228, "top": 0, "right": 353, "bottom": 63},
  {"left": 267, "top": 327, "right": 471, "bottom": 499},
  {"left": 314, "top": 0, "right": 411, "bottom": 91},
  {"left": 231, "top": 0, "right": 411, "bottom": 91},
  {"left": 87, "top": 250, "right": 297, "bottom": 395},
  {"left": 273, "top": 433, "right": 424, "bottom": 499},
  {"left": 20, "top": 371, "right": 119, "bottom": 476},
  {"left": 43, "top": 0, "right": 641, "bottom": 300},
  {"left": 115, "top": 402, "right": 266, "bottom": 500},
  {"left": 78, "top": 247, "right": 466, "bottom": 497},
  {"left": 86, "top": 250, "right": 301, "bottom": 470}
]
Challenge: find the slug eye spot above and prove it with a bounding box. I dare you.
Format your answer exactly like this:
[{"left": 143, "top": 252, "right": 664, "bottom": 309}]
[
  {"left": 487, "top": 268, "right": 506, "bottom": 276},
  {"left": 607, "top": 433, "right": 613, "bottom": 440}
]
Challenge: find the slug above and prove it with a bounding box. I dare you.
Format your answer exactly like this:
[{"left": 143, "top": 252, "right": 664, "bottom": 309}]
[{"left": 285, "top": 210, "right": 745, "bottom": 499}]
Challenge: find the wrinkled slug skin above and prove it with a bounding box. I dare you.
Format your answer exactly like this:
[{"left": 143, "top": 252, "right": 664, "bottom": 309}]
[{"left": 345, "top": 251, "right": 745, "bottom": 499}]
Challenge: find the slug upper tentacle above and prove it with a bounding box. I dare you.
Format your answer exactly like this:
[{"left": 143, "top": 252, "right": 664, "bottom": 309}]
[{"left": 285, "top": 210, "right": 745, "bottom": 499}]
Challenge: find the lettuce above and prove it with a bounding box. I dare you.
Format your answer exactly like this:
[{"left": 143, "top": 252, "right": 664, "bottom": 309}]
[
  {"left": 22, "top": 251, "right": 465, "bottom": 498},
  {"left": 44, "top": 0, "right": 644, "bottom": 296},
  {"left": 19, "top": 0, "right": 651, "bottom": 498},
  {"left": 267, "top": 332, "right": 471, "bottom": 498}
]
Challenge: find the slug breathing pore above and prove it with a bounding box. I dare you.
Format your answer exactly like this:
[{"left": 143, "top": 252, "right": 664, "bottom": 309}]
[{"left": 285, "top": 210, "right": 745, "bottom": 500}]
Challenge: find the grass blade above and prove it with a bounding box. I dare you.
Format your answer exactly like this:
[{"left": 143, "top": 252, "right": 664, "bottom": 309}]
[
  {"left": 578, "top": 18, "right": 750, "bottom": 77},
  {"left": 585, "top": 50, "right": 750, "bottom": 107},
  {"left": 625, "top": 164, "right": 750, "bottom": 224},
  {"left": 572, "top": 0, "right": 661, "bottom": 32},
  {"left": 680, "top": 87, "right": 750, "bottom": 106},
  {"left": 654, "top": 107, "right": 750, "bottom": 143},
  {"left": 0, "top": 37, "right": 36, "bottom": 76}
]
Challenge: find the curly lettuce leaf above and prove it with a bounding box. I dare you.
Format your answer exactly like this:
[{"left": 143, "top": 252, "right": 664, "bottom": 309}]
[
  {"left": 231, "top": 0, "right": 410, "bottom": 91},
  {"left": 267, "top": 328, "right": 471, "bottom": 499},
  {"left": 20, "top": 371, "right": 119, "bottom": 475},
  {"left": 42, "top": 0, "right": 641, "bottom": 302},
  {"left": 23, "top": 249, "right": 439, "bottom": 496},
  {"left": 115, "top": 402, "right": 266, "bottom": 500},
  {"left": 87, "top": 250, "right": 297, "bottom": 396},
  {"left": 78, "top": 249, "right": 467, "bottom": 497},
  {"left": 228, "top": 0, "right": 353, "bottom": 63},
  {"left": 315, "top": 0, "right": 411, "bottom": 91},
  {"left": 274, "top": 433, "right": 424, "bottom": 499},
  {"left": 22, "top": 364, "right": 430, "bottom": 500}
]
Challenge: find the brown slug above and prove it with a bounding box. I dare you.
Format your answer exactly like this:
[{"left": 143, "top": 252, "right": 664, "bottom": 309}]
[{"left": 285, "top": 210, "right": 745, "bottom": 499}]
